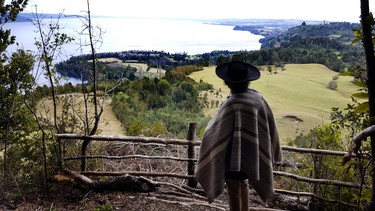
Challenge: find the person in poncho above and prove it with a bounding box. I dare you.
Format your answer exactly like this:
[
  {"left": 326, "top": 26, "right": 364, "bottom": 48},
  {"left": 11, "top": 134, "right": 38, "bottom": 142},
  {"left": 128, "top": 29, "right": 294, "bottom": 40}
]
[{"left": 195, "top": 61, "right": 283, "bottom": 211}]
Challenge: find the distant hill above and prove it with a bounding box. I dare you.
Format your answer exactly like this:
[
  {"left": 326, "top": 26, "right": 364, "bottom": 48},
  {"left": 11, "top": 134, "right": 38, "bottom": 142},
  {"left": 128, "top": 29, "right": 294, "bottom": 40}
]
[
  {"left": 259, "top": 21, "right": 361, "bottom": 48},
  {"left": 211, "top": 18, "right": 333, "bottom": 39},
  {"left": 15, "top": 12, "right": 74, "bottom": 22},
  {"left": 216, "top": 21, "right": 364, "bottom": 72}
]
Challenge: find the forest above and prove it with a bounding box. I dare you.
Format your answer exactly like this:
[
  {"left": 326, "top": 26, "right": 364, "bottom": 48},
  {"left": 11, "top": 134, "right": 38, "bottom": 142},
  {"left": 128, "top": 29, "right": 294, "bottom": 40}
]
[{"left": 1, "top": 0, "right": 375, "bottom": 210}]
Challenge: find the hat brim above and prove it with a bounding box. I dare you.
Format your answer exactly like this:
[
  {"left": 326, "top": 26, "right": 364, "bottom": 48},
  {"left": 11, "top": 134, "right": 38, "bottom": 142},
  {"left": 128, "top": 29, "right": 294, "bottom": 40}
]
[{"left": 215, "top": 61, "right": 260, "bottom": 83}]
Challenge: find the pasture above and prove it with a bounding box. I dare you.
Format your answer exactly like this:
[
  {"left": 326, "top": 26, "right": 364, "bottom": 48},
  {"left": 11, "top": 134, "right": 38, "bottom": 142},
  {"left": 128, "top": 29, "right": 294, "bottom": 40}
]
[
  {"left": 189, "top": 64, "right": 360, "bottom": 142},
  {"left": 98, "top": 58, "right": 166, "bottom": 78}
]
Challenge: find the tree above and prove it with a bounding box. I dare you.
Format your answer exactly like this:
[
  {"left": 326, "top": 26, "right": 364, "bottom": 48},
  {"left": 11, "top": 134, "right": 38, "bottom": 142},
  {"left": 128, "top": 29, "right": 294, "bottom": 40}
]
[
  {"left": 216, "top": 54, "right": 231, "bottom": 65},
  {"left": 0, "top": 0, "right": 28, "bottom": 53},
  {"left": 1, "top": 50, "right": 35, "bottom": 178},
  {"left": 342, "top": 1, "right": 375, "bottom": 209},
  {"left": 26, "top": 8, "right": 77, "bottom": 191},
  {"left": 272, "top": 51, "right": 282, "bottom": 67},
  {"left": 0, "top": 1, "right": 48, "bottom": 193},
  {"left": 255, "top": 54, "right": 264, "bottom": 66},
  {"left": 359, "top": 0, "right": 375, "bottom": 209},
  {"left": 0, "top": 0, "right": 31, "bottom": 175},
  {"left": 199, "top": 53, "right": 210, "bottom": 66}
]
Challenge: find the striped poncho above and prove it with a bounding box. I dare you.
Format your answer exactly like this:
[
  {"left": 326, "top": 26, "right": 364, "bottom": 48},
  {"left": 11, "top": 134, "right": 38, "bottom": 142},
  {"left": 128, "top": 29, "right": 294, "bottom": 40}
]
[{"left": 195, "top": 89, "right": 282, "bottom": 203}]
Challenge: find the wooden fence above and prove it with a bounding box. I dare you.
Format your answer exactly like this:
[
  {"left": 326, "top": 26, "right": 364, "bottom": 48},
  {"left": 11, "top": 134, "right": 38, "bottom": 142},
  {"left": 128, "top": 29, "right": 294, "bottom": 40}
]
[{"left": 56, "top": 123, "right": 371, "bottom": 209}]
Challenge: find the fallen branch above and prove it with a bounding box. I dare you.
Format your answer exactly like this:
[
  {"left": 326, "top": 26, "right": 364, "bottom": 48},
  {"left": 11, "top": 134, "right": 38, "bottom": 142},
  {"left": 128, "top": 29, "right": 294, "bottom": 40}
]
[
  {"left": 50, "top": 169, "right": 159, "bottom": 192},
  {"left": 149, "top": 193, "right": 227, "bottom": 208},
  {"left": 275, "top": 189, "right": 357, "bottom": 208},
  {"left": 155, "top": 181, "right": 206, "bottom": 200},
  {"left": 93, "top": 174, "right": 159, "bottom": 193},
  {"left": 0, "top": 197, "right": 16, "bottom": 210},
  {"left": 273, "top": 171, "right": 371, "bottom": 189},
  {"left": 146, "top": 195, "right": 227, "bottom": 211},
  {"left": 181, "top": 184, "right": 206, "bottom": 195}
]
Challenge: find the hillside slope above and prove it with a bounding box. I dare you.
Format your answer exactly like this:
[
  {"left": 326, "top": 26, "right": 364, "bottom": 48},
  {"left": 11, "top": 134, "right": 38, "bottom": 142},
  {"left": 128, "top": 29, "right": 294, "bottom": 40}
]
[
  {"left": 189, "top": 63, "right": 359, "bottom": 142},
  {"left": 37, "top": 94, "right": 124, "bottom": 135}
]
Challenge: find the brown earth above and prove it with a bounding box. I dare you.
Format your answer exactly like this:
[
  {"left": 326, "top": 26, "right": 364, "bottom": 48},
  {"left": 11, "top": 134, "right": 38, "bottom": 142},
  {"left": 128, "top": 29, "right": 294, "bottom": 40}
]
[{"left": 1, "top": 184, "right": 293, "bottom": 211}]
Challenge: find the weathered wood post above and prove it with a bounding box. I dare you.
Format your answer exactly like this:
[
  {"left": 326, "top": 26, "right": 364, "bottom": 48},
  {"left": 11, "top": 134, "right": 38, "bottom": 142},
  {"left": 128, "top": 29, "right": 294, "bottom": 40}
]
[
  {"left": 187, "top": 123, "right": 197, "bottom": 188},
  {"left": 81, "top": 137, "right": 89, "bottom": 171},
  {"left": 57, "top": 136, "right": 63, "bottom": 170}
]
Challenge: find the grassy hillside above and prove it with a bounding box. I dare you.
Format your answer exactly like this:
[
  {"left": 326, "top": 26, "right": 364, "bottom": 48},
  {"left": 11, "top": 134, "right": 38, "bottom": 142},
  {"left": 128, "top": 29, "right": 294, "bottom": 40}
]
[{"left": 189, "top": 64, "right": 359, "bottom": 142}]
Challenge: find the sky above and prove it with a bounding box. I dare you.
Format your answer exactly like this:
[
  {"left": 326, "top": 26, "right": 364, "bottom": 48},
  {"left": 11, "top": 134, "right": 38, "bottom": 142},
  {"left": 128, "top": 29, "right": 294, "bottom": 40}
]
[{"left": 22, "top": 0, "right": 375, "bottom": 23}]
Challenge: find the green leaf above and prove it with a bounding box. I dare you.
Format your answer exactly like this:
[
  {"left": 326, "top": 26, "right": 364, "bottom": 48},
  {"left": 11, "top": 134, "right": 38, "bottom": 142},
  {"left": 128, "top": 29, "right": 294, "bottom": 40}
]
[
  {"left": 351, "top": 38, "right": 360, "bottom": 45},
  {"left": 352, "top": 81, "right": 366, "bottom": 88},
  {"left": 352, "top": 92, "right": 368, "bottom": 99},
  {"left": 354, "top": 101, "right": 369, "bottom": 114}
]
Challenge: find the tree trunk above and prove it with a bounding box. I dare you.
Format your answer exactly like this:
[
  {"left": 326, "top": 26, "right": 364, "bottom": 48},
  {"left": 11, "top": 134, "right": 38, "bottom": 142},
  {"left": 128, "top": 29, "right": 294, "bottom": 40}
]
[{"left": 360, "top": 0, "right": 375, "bottom": 209}]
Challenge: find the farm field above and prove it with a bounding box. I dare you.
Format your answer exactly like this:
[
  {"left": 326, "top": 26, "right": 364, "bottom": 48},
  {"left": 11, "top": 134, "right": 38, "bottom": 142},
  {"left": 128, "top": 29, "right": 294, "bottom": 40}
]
[
  {"left": 189, "top": 63, "right": 360, "bottom": 142},
  {"left": 98, "top": 58, "right": 166, "bottom": 78}
]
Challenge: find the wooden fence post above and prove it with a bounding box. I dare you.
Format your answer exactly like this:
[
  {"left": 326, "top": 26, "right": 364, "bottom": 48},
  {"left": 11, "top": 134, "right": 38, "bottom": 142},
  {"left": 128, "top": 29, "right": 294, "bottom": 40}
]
[
  {"left": 187, "top": 123, "right": 197, "bottom": 188},
  {"left": 57, "top": 137, "right": 63, "bottom": 170},
  {"left": 81, "top": 137, "right": 89, "bottom": 171}
]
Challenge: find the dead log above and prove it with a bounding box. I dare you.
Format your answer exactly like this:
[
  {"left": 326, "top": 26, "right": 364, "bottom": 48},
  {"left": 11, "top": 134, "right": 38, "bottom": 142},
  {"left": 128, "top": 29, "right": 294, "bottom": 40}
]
[
  {"left": 50, "top": 169, "right": 94, "bottom": 190},
  {"left": 50, "top": 169, "right": 159, "bottom": 193},
  {"left": 93, "top": 174, "right": 159, "bottom": 193}
]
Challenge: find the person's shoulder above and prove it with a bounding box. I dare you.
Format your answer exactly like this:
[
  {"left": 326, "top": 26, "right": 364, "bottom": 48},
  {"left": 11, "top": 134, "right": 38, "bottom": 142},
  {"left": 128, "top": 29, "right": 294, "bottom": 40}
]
[
  {"left": 246, "top": 89, "right": 264, "bottom": 99},
  {"left": 248, "top": 88, "right": 261, "bottom": 94}
]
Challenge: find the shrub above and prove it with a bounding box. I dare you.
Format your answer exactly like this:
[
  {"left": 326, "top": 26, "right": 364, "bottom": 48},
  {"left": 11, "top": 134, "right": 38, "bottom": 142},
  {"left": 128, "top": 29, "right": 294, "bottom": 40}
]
[
  {"left": 285, "top": 125, "right": 370, "bottom": 210},
  {"left": 328, "top": 80, "right": 338, "bottom": 90}
]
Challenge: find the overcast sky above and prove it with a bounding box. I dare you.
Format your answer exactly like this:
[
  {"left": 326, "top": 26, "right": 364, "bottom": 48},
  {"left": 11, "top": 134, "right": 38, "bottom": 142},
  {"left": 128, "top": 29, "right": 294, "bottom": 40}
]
[{"left": 22, "top": 0, "right": 375, "bottom": 22}]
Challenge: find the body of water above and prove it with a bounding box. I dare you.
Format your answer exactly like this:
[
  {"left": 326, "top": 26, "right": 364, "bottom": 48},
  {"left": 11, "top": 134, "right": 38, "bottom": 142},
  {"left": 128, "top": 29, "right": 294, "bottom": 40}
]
[
  {"left": 8, "top": 17, "right": 263, "bottom": 55},
  {"left": 6, "top": 17, "right": 263, "bottom": 84}
]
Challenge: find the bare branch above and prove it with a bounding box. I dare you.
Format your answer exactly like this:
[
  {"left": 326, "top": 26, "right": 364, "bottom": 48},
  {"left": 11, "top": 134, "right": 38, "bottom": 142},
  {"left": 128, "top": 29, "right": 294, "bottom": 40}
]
[
  {"left": 273, "top": 171, "right": 371, "bottom": 189},
  {"left": 275, "top": 189, "right": 357, "bottom": 208}
]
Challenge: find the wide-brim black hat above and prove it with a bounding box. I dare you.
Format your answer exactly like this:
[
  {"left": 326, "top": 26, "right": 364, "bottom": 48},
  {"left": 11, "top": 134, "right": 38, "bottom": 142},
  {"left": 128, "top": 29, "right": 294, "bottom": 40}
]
[{"left": 215, "top": 61, "right": 260, "bottom": 83}]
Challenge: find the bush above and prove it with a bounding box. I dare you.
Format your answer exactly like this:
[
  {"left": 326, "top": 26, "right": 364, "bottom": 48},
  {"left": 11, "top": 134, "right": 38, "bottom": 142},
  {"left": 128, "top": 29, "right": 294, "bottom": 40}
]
[
  {"left": 285, "top": 125, "right": 370, "bottom": 210},
  {"left": 328, "top": 80, "right": 338, "bottom": 90},
  {"left": 332, "top": 75, "right": 339, "bottom": 80}
]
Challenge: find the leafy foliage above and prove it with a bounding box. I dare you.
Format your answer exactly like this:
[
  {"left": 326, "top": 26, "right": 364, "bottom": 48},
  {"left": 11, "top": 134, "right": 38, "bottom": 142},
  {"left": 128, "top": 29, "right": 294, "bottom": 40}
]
[
  {"left": 111, "top": 65, "right": 211, "bottom": 138},
  {"left": 285, "top": 123, "right": 371, "bottom": 210},
  {"left": 55, "top": 57, "right": 137, "bottom": 81}
]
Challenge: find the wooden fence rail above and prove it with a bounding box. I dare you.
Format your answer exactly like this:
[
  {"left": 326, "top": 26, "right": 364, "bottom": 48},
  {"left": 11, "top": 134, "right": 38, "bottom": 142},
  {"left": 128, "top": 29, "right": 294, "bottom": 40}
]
[{"left": 56, "top": 123, "right": 371, "bottom": 208}]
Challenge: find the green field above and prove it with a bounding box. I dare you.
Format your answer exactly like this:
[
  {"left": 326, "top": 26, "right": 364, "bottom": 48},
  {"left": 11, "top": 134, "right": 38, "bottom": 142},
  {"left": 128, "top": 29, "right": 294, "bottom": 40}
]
[{"left": 189, "top": 64, "right": 360, "bottom": 142}]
